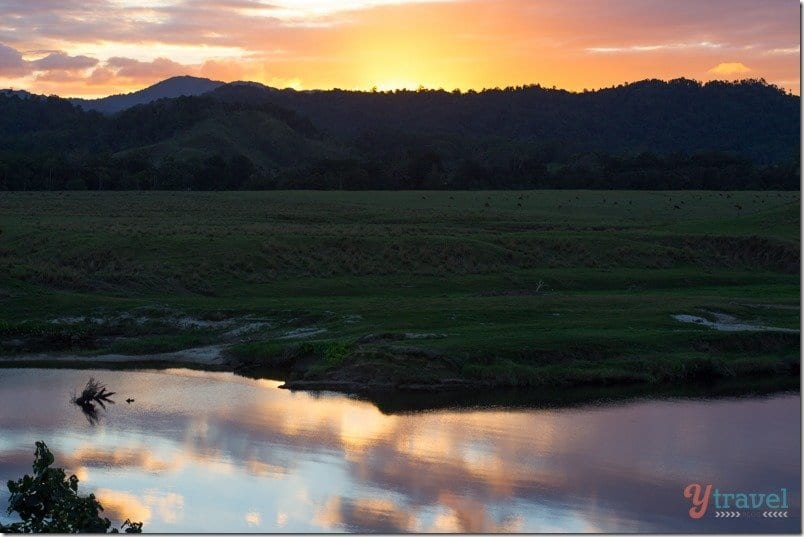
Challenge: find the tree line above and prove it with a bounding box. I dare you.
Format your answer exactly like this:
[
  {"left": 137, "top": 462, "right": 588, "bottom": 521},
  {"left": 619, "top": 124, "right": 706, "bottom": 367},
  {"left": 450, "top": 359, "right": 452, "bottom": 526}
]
[{"left": 0, "top": 78, "right": 798, "bottom": 190}]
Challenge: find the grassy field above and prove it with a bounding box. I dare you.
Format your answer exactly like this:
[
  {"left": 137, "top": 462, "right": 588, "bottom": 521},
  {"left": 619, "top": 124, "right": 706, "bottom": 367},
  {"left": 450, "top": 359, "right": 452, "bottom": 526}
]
[{"left": 0, "top": 190, "right": 799, "bottom": 392}]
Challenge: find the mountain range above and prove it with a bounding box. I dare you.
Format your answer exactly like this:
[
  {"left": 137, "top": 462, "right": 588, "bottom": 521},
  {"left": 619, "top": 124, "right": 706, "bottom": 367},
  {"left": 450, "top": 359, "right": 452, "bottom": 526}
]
[{"left": 0, "top": 76, "right": 799, "bottom": 190}]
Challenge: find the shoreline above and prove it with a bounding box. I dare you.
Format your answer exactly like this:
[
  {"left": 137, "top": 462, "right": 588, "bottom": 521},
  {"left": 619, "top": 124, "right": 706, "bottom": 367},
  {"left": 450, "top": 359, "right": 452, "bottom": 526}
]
[
  {"left": 2, "top": 342, "right": 798, "bottom": 402},
  {"left": 0, "top": 354, "right": 799, "bottom": 415}
]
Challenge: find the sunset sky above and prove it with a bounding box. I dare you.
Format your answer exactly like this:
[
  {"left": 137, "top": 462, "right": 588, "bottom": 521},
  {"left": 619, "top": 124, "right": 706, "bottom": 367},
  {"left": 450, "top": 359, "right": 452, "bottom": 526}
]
[{"left": 0, "top": 0, "right": 799, "bottom": 98}]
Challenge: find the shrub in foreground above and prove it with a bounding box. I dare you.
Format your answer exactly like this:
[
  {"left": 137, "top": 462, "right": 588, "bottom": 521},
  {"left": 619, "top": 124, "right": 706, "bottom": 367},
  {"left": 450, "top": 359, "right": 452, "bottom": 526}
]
[{"left": 0, "top": 441, "right": 143, "bottom": 533}]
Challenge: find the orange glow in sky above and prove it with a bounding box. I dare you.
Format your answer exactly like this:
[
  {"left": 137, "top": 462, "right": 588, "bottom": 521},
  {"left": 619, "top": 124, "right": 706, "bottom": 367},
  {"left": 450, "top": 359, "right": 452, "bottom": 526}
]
[{"left": 0, "top": 0, "right": 799, "bottom": 97}]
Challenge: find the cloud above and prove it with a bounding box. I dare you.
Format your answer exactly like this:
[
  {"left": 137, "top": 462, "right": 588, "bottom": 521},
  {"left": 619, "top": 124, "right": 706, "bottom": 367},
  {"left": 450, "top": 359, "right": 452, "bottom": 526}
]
[
  {"left": 29, "top": 51, "right": 98, "bottom": 71},
  {"left": 106, "top": 56, "right": 188, "bottom": 79},
  {"left": 34, "top": 70, "right": 87, "bottom": 82},
  {"left": 0, "top": 43, "right": 28, "bottom": 76},
  {"left": 708, "top": 62, "right": 752, "bottom": 75},
  {"left": 241, "top": 0, "right": 456, "bottom": 22},
  {"left": 765, "top": 46, "right": 800, "bottom": 55},
  {"left": 87, "top": 66, "right": 116, "bottom": 85},
  {"left": 0, "top": 42, "right": 100, "bottom": 79},
  {"left": 587, "top": 41, "right": 723, "bottom": 54}
]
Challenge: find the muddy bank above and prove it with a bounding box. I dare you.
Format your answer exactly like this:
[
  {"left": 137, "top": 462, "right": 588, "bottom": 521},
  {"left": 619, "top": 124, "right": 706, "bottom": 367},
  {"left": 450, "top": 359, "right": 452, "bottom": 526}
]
[{"left": 0, "top": 345, "right": 229, "bottom": 369}]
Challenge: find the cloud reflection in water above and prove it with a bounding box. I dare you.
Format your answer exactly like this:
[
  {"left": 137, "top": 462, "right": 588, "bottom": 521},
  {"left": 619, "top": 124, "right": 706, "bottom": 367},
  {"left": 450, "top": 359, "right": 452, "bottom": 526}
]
[{"left": 0, "top": 368, "right": 798, "bottom": 532}]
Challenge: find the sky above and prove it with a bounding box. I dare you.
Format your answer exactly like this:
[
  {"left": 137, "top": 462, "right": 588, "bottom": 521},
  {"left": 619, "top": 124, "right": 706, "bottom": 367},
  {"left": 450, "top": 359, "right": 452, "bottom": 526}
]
[{"left": 0, "top": 0, "right": 800, "bottom": 98}]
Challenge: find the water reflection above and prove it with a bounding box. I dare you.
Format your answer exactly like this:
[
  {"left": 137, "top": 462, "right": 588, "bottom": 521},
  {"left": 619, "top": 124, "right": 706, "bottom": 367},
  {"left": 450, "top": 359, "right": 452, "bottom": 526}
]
[{"left": 0, "top": 368, "right": 799, "bottom": 532}]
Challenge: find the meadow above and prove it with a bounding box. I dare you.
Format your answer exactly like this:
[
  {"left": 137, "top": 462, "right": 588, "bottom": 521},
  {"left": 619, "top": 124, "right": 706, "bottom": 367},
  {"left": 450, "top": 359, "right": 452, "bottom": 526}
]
[{"left": 0, "top": 190, "right": 799, "bottom": 392}]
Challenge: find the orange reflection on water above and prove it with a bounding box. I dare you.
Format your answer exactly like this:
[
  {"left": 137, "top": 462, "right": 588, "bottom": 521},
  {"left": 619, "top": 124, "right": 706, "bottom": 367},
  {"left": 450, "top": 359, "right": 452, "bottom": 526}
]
[
  {"left": 93, "top": 489, "right": 153, "bottom": 525},
  {"left": 92, "top": 488, "right": 185, "bottom": 527}
]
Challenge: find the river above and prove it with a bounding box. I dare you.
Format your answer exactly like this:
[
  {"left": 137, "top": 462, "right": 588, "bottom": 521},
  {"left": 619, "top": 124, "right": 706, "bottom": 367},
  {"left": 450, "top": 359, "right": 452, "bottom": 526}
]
[{"left": 0, "top": 368, "right": 799, "bottom": 532}]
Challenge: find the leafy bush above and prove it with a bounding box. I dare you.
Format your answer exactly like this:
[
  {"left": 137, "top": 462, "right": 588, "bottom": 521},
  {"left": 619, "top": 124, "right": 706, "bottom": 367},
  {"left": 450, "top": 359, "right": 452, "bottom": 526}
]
[{"left": 0, "top": 442, "right": 143, "bottom": 534}]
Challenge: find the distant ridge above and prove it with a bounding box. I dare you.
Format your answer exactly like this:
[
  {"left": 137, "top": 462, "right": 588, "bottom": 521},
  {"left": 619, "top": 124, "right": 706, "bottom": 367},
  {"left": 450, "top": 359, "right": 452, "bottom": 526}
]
[
  {"left": 70, "top": 75, "right": 224, "bottom": 114},
  {"left": 0, "top": 76, "right": 798, "bottom": 190},
  {"left": 0, "top": 89, "right": 35, "bottom": 99}
]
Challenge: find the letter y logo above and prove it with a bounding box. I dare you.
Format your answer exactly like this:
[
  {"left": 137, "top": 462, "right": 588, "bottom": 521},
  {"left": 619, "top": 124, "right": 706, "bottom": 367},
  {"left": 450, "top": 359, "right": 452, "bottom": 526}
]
[{"left": 684, "top": 483, "right": 712, "bottom": 519}]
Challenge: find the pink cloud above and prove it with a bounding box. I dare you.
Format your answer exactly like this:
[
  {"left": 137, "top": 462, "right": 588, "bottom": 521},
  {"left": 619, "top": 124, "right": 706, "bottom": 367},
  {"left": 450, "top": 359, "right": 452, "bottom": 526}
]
[
  {"left": 106, "top": 57, "right": 189, "bottom": 80},
  {"left": 0, "top": 43, "right": 28, "bottom": 76},
  {"left": 30, "top": 51, "right": 98, "bottom": 71}
]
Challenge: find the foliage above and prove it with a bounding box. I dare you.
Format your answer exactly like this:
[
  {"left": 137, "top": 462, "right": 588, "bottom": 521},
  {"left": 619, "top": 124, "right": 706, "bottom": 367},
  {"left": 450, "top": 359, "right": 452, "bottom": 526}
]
[
  {"left": 0, "top": 78, "right": 798, "bottom": 191},
  {"left": 0, "top": 442, "right": 143, "bottom": 533}
]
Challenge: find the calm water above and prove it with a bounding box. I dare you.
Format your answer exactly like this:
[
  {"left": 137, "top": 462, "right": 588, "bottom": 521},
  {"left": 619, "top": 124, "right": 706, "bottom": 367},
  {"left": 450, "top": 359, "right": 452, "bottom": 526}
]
[{"left": 0, "top": 368, "right": 799, "bottom": 533}]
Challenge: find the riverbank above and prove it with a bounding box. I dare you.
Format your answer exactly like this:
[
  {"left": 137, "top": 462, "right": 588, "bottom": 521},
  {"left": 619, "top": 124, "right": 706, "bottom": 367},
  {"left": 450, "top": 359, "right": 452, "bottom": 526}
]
[
  {"left": 230, "top": 330, "right": 800, "bottom": 394},
  {"left": 2, "top": 325, "right": 799, "bottom": 401},
  {"left": 0, "top": 352, "right": 799, "bottom": 418},
  {"left": 0, "top": 191, "right": 799, "bottom": 401}
]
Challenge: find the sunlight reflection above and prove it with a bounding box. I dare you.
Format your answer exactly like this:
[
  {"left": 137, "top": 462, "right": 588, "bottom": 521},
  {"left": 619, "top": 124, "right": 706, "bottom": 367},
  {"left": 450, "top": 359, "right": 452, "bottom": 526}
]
[
  {"left": 245, "top": 511, "right": 261, "bottom": 527},
  {"left": 94, "top": 489, "right": 152, "bottom": 524}
]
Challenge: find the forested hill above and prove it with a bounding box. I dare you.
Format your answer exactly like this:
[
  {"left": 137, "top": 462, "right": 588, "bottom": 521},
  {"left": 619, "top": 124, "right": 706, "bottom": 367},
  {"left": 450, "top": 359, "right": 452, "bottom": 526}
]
[
  {"left": 211, "top": 78, "right": 799, "bottom": 165},
  {"left": 0, "top": 77, "right": 799, "bottom": 191},
  {"left": 69, "top": 75, "right": 224, "bottom": 115}
]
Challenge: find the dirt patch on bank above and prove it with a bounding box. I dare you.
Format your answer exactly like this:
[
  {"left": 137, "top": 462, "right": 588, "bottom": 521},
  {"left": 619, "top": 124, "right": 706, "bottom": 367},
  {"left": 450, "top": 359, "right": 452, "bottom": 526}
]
[{"left": 673, "top": 312, "right": 798, "bottom": 333}]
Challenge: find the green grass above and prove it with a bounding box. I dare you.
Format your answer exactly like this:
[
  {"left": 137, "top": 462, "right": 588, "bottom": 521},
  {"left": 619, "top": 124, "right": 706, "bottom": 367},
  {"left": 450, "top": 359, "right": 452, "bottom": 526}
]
[
  {"left": 0, "top": 190, "right": 799, "bottom": 391},
  {"left": 104, "top": 333, "right": 213, "bottom": 355}
]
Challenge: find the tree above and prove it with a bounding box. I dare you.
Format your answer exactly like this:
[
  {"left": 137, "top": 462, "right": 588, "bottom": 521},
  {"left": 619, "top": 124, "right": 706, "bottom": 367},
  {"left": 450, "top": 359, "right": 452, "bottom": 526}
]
[{"left": 0, "top": 442, "right": 143, "bottom": 534}]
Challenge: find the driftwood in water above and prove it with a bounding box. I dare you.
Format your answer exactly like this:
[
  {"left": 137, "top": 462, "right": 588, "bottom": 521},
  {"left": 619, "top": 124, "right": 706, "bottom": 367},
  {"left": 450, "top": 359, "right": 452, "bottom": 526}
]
[{"left": 72, "top": 378, "right": 116, "bottom": 409}]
